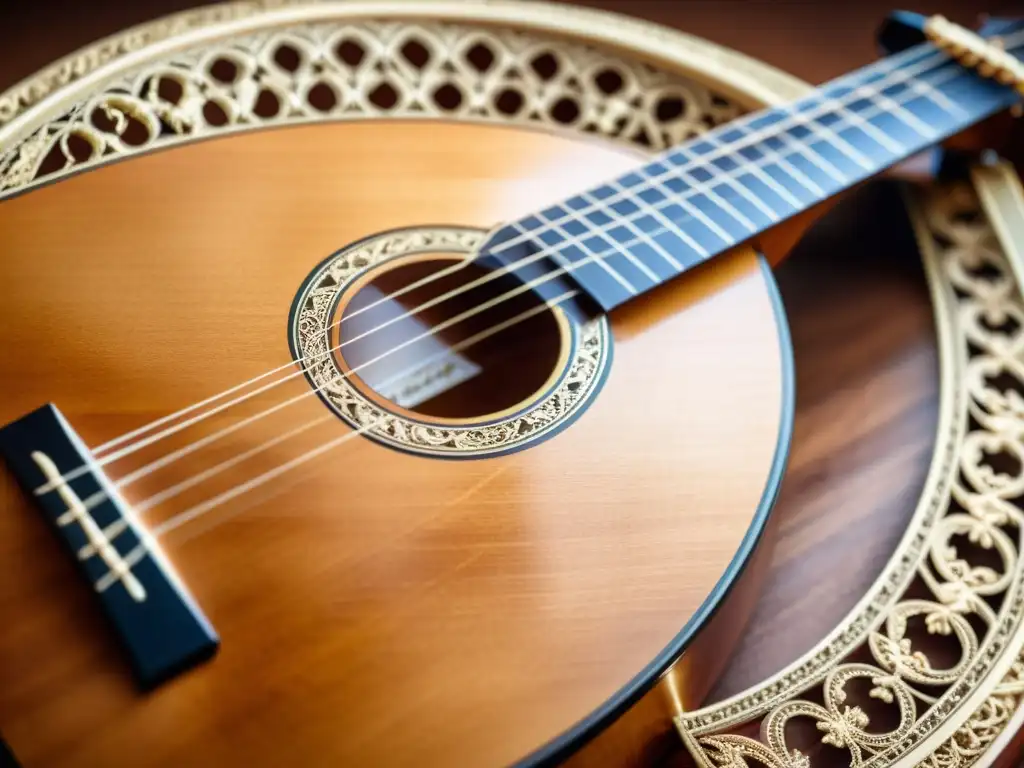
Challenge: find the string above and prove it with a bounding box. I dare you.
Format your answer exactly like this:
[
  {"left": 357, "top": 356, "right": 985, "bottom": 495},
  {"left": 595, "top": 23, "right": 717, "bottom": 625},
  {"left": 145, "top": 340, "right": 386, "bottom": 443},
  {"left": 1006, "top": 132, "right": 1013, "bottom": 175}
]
[
  {"left": 32, "top": 41, "right": 973, "bottom": 496},
  {"left": 35, "top": 34, "right": 1016, "bottom": 501},
  {"left": 77, "top": 39, "right": 950, "bottom": 464},
  {"left": 78, "top": 33, "right": 1024, "bottom": 583},
  {"left": 76, "top": 288, "right": 579, "bottom": 521},
  {"left": 79, "top": 289, "right": 580, "bottom": 560},
  {"left": 487, "top": 44, "right": 962, "bottom": 255},
  {"left": 89, "top": 254, "right": 477, "bottom": 457}
]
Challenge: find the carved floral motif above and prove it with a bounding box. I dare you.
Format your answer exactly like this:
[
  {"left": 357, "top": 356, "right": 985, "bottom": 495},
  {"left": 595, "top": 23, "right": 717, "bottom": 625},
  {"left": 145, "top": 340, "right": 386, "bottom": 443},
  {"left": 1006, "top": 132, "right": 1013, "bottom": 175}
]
[{"left": 678, "top": 183, "right": 1024, "bottom": 767}]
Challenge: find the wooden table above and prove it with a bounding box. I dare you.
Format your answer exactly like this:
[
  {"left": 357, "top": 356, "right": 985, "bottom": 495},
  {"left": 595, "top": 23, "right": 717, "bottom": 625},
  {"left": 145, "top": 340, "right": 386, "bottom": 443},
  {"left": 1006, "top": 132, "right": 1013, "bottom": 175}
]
[{"left": 1, "top": 0, "right": 1019, "bottom": 740}]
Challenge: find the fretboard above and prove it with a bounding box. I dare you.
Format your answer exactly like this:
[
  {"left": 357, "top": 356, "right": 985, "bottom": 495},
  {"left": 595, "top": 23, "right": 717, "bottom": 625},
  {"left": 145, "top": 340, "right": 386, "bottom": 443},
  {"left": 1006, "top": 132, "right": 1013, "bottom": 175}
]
[{"left": 482, "top": 15, "right": 1024, "bottom": 312}]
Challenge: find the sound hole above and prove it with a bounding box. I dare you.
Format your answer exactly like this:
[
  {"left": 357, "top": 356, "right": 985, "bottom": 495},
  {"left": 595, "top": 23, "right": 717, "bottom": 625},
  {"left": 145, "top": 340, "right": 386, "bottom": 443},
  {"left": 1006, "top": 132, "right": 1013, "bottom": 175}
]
[{"left": 334, "top": 256, "right": 565, "bottom": 422}]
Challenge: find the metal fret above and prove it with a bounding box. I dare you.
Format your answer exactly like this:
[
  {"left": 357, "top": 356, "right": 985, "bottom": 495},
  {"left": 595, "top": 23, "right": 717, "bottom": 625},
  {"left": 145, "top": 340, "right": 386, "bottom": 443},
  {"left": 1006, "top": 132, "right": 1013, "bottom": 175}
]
[
  {"left": 511, "top": 214, "right": 641, "bottom": 295},
  {"left": 809, "top": 93, "right": 909, "bottom": 153},
  {"left": 609, "top": 175, "right": 735, "bottom": 246},
  {"left": 827, "top": 82, "right": 937, "bottom": 141},
  {"left": 747, "top": 111, "right": 849, "bottom": 187},
  {"left": 779, "top": 104, "right": 875, "bottom": 171},
  {"left": 729, "top": 133, "right": 827, "bottom": 200},
  {"left": 633, "top": 165, "right": 760, "bottom": 233},
  {"left": 660, "top": 147, "right": 780, "bottom": 226},
  {"left": 491, "top": 30, "right": 1024, "bottom": 314},
  {"left": 575, "top": 189, "right": 685, "bottom": 272},
  {"left": 557, "top": 202, "right": 663, "bottom": 284}
]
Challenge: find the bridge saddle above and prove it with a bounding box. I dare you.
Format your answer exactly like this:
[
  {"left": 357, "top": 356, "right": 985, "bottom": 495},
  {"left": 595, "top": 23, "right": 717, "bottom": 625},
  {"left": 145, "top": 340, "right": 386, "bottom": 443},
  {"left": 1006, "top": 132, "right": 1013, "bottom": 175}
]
[{"left": 0, "top": 404, "right": 218, "bottom": 689}]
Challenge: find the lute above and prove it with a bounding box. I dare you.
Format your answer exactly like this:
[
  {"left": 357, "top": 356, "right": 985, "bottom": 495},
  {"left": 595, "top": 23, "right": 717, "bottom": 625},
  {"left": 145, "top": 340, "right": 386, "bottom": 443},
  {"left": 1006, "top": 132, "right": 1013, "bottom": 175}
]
[{"left": 1, "top": 7, "right": 1022, "bottom": 767}]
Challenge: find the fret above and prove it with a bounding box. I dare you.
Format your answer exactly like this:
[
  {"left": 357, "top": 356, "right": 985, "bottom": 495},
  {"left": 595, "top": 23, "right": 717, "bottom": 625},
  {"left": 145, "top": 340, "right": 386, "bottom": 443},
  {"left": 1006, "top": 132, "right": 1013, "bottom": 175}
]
[
  {"left": 660, "top": 146, "right": 779, "bottom": 228},
  {"left": 523, "top": 209, "right": 644, "bottom": 295},
  {"left": 746, "top": 110, "right": 848, "bottom": 190},
  {"left": 853, "top": 50, "right": 968, "bottom": 118},
  {"left": 825, "top": 81, "right": 939, "bottom": 140},
  {"left": 577, "top": 185, "right": 710, "bottom": 274},
  {"left": 595, "top": 190, "right": 706, "bottom": 266},
  {"left": 804, "top": 92, "right": 908, "bottom": 154},
  {"left": 779, "top": 105, "right": 875, "bottom": 171},
  {"left": 482, "top": 24, "right": 1024, "bottom": 314},
  {"left": 572, "top": 191, "right": 685, "bottom": 274},
  {"left": 615, "top": 173, "right": 738, "bottom": 246},
  {"left": 587, "top": 183, "right": 730, "bottom": 255},
  {"left": 554, "top": 201, "right": 664, "bottom": 284},
  {"left": 573, "top": 184, "right": 709, "bottom": 282},
  {"left": 876, "top": 72, "right": 964, "bottom": 133},
  {"left": 762, "top": 133, "right": 847, "bottom": 193},
  {"left": 640, "top": 158, "right": 764, "bottom": 232},
  {"left": 728, "top": 134, "right": 826, "bottom": 202}
]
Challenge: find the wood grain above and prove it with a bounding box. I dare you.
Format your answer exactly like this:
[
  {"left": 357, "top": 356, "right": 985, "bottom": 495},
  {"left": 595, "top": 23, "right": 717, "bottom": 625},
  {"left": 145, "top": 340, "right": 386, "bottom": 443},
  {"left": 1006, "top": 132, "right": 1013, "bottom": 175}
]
[
  {"left": 0, "top": 0, "right": 1014, "bottom": 762},
  {"left": 0, "top": 120, "right": 787, "bottom": 766}
]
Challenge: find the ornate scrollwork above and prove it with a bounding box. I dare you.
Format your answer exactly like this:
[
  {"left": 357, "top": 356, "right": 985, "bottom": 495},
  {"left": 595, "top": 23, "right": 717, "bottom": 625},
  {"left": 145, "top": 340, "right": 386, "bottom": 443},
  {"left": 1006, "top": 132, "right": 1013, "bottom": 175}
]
[
  {"left": 678, "top": 182, "right": 1024, "bottom": 767},
  {"left": 0, "top": 13, "right": 745, "bottom": 197},
  {"left": 289, "top": 226, "right": 609, "bottom": 457},
  {"left": 5, "top": 0, "right": 1024, "bottom": 762}
]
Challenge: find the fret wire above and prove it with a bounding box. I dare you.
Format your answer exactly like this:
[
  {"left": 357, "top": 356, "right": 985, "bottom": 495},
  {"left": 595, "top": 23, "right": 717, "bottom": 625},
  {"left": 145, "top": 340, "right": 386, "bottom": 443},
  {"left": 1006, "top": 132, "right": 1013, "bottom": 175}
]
[
  {"left": 859, "top": 63, "right": 968, "bottom": 118},
  {"left": 781, "top": 105, "right": 875, "bottom": 171},
  {"left": 674, "top": 164, "right": 763, "bottom": 230},
  {"left": 689, "top": 181, "right": 757, "bottom": 231},
  {"left": 767, "top": 129, "right": 847, "bottom": 185},
  {"left": 641, "top": 154, "right": 770, "bottom": 231},
  {"left": 735, "top": 135, "right": 827, "bottom": 199},
  {"left": 607, "top": 176, "right": 734, "bottom": 246},
  {"left": 704, "top": 132, "right": 806, "bottom": 208},
  {"left": 576, "top": 190, "right": 685, "bottom": 271},
  {"left": 704, "top": 158, "right": 783, "bottom": 224},
  {"left": 502, "top": 43, "right": 954, "bottom": 261},
  {"left": 525, "top": 214, "right": 641, "bottom": 294},
  {"left": 647, "top": 162, "right": 762, "bottom": 232},
  {"left": 905, "top": 78, "right": 969, "bottom": 117},
  {"left": 600, "top": 184, "right": 710, "bottom": 259},
  {"left": 830, "top": 82, "right": 939, "bottom": 139},
  {"left": 559, "top": 203, "right": 663, "bottom": 284},
  {"left": 536, "top": 59, "right": 974, "bottom": 277},
  {"left": 811, "top": 93, "right": 910, "bottom": 153}
]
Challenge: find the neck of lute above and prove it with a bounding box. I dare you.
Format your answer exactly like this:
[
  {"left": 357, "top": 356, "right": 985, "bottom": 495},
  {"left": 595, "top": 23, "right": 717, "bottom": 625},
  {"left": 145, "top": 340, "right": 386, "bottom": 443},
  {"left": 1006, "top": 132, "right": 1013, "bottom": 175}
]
[{"left": 482, "top": 15, "right": 1024, "bottom": 313}]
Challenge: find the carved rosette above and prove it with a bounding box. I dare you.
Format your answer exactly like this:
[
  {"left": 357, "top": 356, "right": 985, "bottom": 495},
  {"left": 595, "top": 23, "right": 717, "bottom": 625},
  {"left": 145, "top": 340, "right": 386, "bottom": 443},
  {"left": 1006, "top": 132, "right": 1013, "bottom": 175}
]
[
  {"left": 289, "top": 225, "right": 609, "bottom": 457},
  {"left": 3, "top": 1, "right": 1024, "bottom": 764}
]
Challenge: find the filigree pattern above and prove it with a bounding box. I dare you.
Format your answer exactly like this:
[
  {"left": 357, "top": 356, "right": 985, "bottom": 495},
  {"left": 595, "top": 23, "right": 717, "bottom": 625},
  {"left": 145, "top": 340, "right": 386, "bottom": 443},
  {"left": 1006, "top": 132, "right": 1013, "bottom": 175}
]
[
  {"left": 0, "top": 1, "right": 277, "bottom": 127},
  {"left": 678, "top": 183, "right": 1024, "bottom": 767},
  {"left": 0, "top": 15, "right": 743, "bottom": 197},
  {"left": 920, "top": 662, "right": 1024, "bottom": 768},
  {"left": 290, "top": 226, "right": 609, "bottom": 457},
  {"left": 4, "top": 1, "right": 1024, "bottom": 763}
]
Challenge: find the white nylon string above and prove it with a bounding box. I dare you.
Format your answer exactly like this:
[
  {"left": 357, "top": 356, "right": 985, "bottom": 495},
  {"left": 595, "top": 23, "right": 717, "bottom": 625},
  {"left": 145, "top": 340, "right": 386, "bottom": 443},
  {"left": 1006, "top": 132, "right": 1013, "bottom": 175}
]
[
  {"left": 74, "top": 31, "right": 1024, "bottom": 586},
  {"left": 79, "top": 39, "right": 951, "bottom": 464},
  {"left": 78, "top": 289, "right": 581, "bottom": 564},
  {"left": 74, "top": 288, "right": 581, "bottom": 539},
  {"left": 37, "top": 32, "right": 1021, "bottom": 509}
]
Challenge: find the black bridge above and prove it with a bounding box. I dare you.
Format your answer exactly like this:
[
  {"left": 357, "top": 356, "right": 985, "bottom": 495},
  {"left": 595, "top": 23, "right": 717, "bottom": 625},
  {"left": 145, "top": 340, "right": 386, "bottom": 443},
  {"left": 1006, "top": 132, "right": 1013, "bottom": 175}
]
[{"left": 0, "top": 404, "right": 217, "bottom": 689}]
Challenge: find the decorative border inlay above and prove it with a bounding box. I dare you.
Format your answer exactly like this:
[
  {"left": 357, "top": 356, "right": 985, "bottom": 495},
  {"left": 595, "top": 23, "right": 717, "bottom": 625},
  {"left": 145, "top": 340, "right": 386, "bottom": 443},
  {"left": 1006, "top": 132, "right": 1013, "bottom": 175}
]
[
  {"left": 289, "top": 225, "right": 608, "bottom": 458},
  {"left": 677, "top": 179, "right": 1024, "bottom": 767},
  {"left": 0, "top": 8, "right": 761, "bottom": 198},
  {"left": 6, "top": 1, "right": 1024, "bottom": 764}
]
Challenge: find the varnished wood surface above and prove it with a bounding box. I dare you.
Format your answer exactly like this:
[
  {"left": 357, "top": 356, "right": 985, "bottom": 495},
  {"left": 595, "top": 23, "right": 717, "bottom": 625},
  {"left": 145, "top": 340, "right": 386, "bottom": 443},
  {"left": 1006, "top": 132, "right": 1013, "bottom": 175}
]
[
  {"left": 1, "top": 0, "right": 1019, "bottom": 763},
  {"left": 0, "top": 121, "right": 787, "bottom": 766}
]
